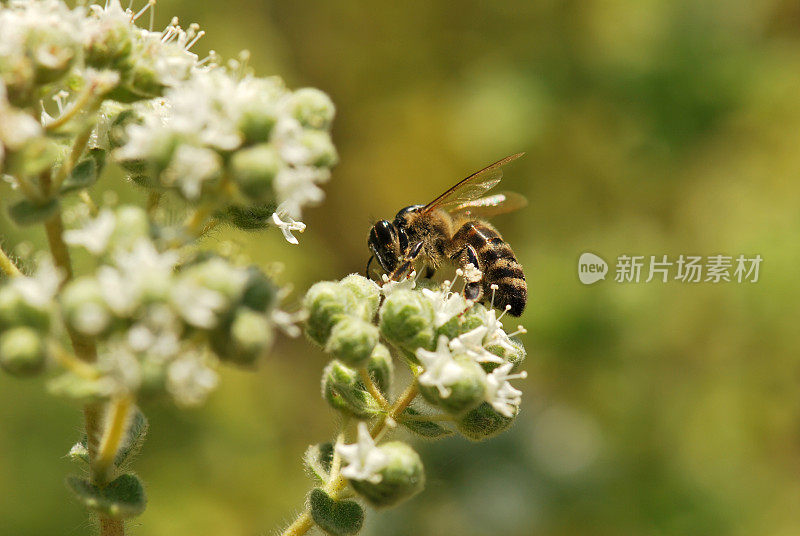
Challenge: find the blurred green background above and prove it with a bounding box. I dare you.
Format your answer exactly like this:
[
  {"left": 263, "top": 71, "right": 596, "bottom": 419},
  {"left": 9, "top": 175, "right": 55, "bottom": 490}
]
[{"left": 2, "top": 0, "right": 800, "bottom": 534}]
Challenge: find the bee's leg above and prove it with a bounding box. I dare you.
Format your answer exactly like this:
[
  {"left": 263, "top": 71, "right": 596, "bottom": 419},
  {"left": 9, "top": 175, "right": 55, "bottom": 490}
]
[
  {"left": 388, "top": 242, "right": 424, "bottom": 281},
  {"left": 452, "top": 245, "right": 483, "bottom": 302}
]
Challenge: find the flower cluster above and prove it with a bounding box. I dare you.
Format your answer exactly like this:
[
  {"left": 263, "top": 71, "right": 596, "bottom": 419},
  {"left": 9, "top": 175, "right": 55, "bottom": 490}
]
[
  {"left": 302, "top": 272, "right": 527, "bottom": 516},
  {"left": 114, "top": 68, "right": 337, "bottom": 228},
  {"left": 1, "top": 206, "right": 283, "bottom": 407},
  {"left": 1, "top": 0, "right": 336, "bottom": 244}
]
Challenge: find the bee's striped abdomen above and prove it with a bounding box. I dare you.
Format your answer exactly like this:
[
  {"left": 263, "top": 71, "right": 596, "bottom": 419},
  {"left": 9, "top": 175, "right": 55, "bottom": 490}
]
[{"left": 452, "top": 221, "right": 527, "bottom": 316}]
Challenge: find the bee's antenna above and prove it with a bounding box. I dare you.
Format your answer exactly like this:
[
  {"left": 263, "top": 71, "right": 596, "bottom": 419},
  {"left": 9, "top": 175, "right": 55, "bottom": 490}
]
[{"left": 365, "top": 255, "right": 375, "bottom": 278}]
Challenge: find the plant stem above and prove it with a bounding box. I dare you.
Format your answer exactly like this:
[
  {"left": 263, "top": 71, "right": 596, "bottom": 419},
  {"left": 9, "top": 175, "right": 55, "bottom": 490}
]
[
  {"left": 359, "top": 367, "right": 389, "bottom": 409},
  {"left": 279, "top": 381, "right": 419, "bottom": 536},
  {"left": 79, "top": 190, "right": 99, "bottom": 216},
  {"left": 0, "top": 243, "right": 22, "bottom": 278},
  {"left": 42, "top": 207, "right": 122, "bottom": 536},
  {"left": 99, "top": 516, "right": 125, "bottom": 536},
  {"left": 94, "top": 396, "right": 134, "bottom": 484},
  {"left": 51, "top": 125, "right": 93, "bottom": 193}
]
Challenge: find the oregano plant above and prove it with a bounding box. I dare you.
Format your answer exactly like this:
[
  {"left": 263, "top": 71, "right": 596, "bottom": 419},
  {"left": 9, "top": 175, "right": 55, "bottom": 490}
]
[{"left": 0, "top": 1, "right": 528, "bottom": 535}]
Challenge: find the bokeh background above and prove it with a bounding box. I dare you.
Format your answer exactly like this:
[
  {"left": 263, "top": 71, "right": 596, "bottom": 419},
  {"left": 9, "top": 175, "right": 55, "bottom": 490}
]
[{"left": 2, "top": 1, "right": 800, "bottom": 535}]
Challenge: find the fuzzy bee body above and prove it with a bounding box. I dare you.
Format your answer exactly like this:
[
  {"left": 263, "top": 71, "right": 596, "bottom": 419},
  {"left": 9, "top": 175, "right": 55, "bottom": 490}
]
[{"left": 367, "top": 154, "right": 528, "bottom": 316}]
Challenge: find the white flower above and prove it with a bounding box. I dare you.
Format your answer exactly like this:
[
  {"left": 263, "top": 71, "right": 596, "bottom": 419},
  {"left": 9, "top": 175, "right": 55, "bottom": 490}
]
[
  {"left": 169, "top": 279, "right": 226, "bottom": 329},
  {"left": 72, "top": 302, "right": 110, "bottom": 336},
  {"left": 420, "top": 287, "right": 467, "bottom": 327},
  {"left": 166, "top": 352, "right": 219, "bottom": 407},
  {"left": 271, "top": 208, "right": 306, "bottom": 245},
  {"left": 475, "top": 304, "right": 519, "bottom": 355},
  {"left": 335, "top": 422, "right": 389, "bottom": 484},
  {"left": 449, "top": 326, "right": 504, "bottom": 364},
  {"left": 272, "top": 165, "right": 328, "bottom": 219},
  {"left": 379, "top": 271, "right": 416, "bottom": 296},
  {"left": 485, "top": 363, "right": 527, "bottom": 418},
  {"left": 127, "top": 307, "right": 181, "bottom": 360},
  {"left": 101, "top": 343, "right": 143, "bottom": 394},
  {"left": 98, "top": 240, "right": 178, "bottom": 315},
  {"left": 63, "top": 209, "right": 116, "bottom": 255},
  {"left": 416, "top": 335, "right": 464, "bottom": 398},
  {"left": 0, "top": 85, "right": 42, "bottom": 150},
  {"left": 11, "top": 257, "right": 62, "bottom": 308},
  {"left": 162, "top": 145, "right": 221, "bottom": 199}
]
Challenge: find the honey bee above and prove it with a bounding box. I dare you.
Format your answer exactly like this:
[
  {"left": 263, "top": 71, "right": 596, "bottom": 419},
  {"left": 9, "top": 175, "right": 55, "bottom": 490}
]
[{"left": 367, "top": 153, "right": 528, "bottom": 316}]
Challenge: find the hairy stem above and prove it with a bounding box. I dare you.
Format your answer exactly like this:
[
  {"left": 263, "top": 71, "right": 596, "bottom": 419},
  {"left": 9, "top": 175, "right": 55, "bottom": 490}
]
[
  {"left": 0, "top": 243, "right": 22, "bottom": 278},
  {"left": 279, "top": 381, "right": 419, "bottom": 536},
  {"left": 99, "top": 516, "right": 125, "bottom": 536},
  {"left": 79, "top": 190, "right": 99, "bottom": 216},
  {"left": 359, "top": 368, "right": 389, "bottom": 410},
  {"left": 42, "top": 207, "right": 122, "bottom": 536},
  {"left": 94, "top": 396, "right": 134, "bottom": 484},
  {"left": 51, "top": 125, "right": 93, "bottom": 193}
]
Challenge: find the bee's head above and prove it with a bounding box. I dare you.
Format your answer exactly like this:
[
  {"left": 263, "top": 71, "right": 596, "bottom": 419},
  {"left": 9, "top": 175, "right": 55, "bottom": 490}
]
[
  {"left": 393, "top": 204, "right": 425, "bottom": 230},
  {"left": 367, "top": 220, "right": 404, "bottom": 274},
  {"left": 367, "top": 205, "right": 424, "bottom": 277}
]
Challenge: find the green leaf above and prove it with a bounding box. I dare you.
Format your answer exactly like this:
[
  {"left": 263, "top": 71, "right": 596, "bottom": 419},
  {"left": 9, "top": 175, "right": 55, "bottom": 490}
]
[
  {"left": 7, "top": 198, "right": 59, "bottom": 226},
  {"left": 309, "top": 488, "right": 364, "bottom": 536},
  {"left": 66, "top": 473, "right": 146, "bottom": 519},
  {"left": 114, "top": 409, "right": 148, "bottom": 468},
  {"left": 303, "top": 442, "right": 334, "bottom": 483},
  {"left": 399, "top": 407, "right": 454, "bottom": 439},
  {"left": 60, "top": 158, "right": 97, "bottom": 193},
  {"left": 218, "top": 202, "right": 277, "bottom": 231}
]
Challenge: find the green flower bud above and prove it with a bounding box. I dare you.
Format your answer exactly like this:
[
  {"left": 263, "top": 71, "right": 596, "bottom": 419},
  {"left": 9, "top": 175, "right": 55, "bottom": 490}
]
[
  {"left": 238, "top": 107, "right": 277, "bottom": 144},
  {"left": 0, "top": 286, "right": 50, "bottom": 331},
  {"left": 289, "top": 88, "right": 335, "bottom": 130},
  {"left": 109, "top": 205, "right": 149, "bottom": 251},
  {"left": 457, "top": 402, "right": 518, "bottom": 441},
  {"left": 322, "top": 360, "right": 380, "bottom": 419},
  {"left": 419, "top": 355, "right": 486, "bottom": 415},
  {"left": 124, "top": 59, "right": 167, "bottom": 100},
  {"left": 60, "top": 277, "right": 111, "bottom": 337},
  {"left": 301, "top": 130, "right": 338, "bottom": 168},
  {"left": 180, "top": 258, "right": 247, "bottom": 304},
  {"left": 379, "top": 290, "right": 435, "bottom": 354},
  {"left": 26, "top": 28, "right": 76, "bottom": 84},
  {"left": 339, "top": 274, "right": 381, "bottom": 321},
  {"left": 367, "top": 343, "right": 393, "bottom": 396},
  {"left": 230, "top": 144, "right": 280, "bottom": 201},
  {"left": 1, "top": 56, "right": 36, "bottom": 107},
  {"left": 85, "top": 21, "right": 133, "bottom": 69},
  {"left": 240, "top": 267, "right": 278, "bottom": 313},
  {"left": 325, "top": 316, "right": 379, "bottom": 368},
  {"left": 350, "top": 442, "right": 424, "bottom": 508},
  {"left": 437, "top": 302, "right": 487, "bottom": 341},
  {"left": 484, "top": 337, "right": 526, "bottom": 372},
  {"left": 0, "top": 326, "right": 47, "bottom": 376},
  {"left": 225, "top": 309, "right": 274, "bottom": 365},
  {"left": 304, "top": 282, "right": 357, "bottom": 346}
]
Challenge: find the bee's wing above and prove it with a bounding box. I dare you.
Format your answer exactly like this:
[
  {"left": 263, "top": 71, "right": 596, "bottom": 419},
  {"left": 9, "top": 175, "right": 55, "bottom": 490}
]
[
  {"left": 450, "top": 191, "right": 528, "bottom": 219},
  {"left": 422, "top": 153, "right": 525, "bottom": 213}
]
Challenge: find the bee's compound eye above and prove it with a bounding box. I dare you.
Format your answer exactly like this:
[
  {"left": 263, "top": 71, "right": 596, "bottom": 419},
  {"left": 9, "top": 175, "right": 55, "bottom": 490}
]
[{"left": 369, "top": 220, "right": 396, "bottom": 245}]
